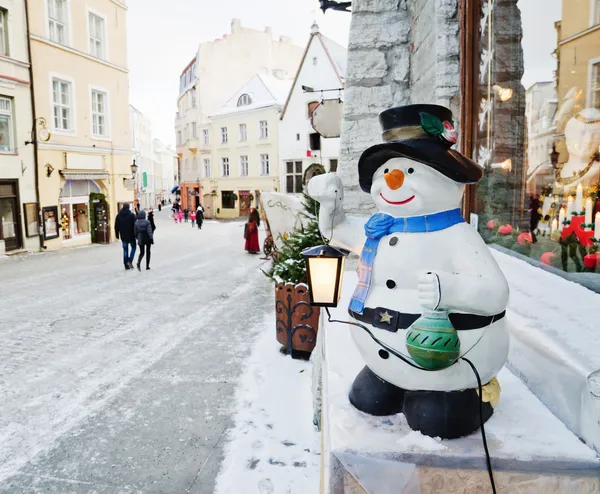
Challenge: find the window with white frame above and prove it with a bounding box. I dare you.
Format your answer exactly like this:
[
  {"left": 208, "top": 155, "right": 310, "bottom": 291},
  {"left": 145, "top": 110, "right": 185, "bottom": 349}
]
[
  {"left": 88, "top": 11, "right": 105, "bottom": 59},
  {"left": 0, "top": 97, "right": 14, "bottom": 153},
  {"left": 595, "top": 0, "right": 600, "bottom": 25},
  {"left": 91, "top": 89, "right": 107, "bottom": 137},
  {"left": 191, "top": 90, "right": 197, "bottom": 108},
  {"left": 48, "top": 0, "right": 68, "bottom": 45},
  {"left": 177, "top": 131, "right": 182, "bottom": 145},
  {"left": 192, "top": 122, "right": 197, "bottom": 138},
  {"left": 239, "top": 123, "right": 247, "bottom": 142},
  {"left": 202, "top": 129, "right": 209, "bottom": 145},
  {"left": 237, "top": 94, "right": 252, "bottom": 107},
  {"left": 222, "top": 157, "right": 230, "bottom": 177},
  {"left": 259, "top": 120, "right": 268, "bottom": 139},
  {"left": 193, "top": 157, "right": 198, "bottom": 171},
  {"left": 260, "top": 154, "right": 270, "bottom": 176},
  {"left": 221, "top": 126, "right": 228, "bottom": 144},
  {"left": 0, "top": 9, "right": 8, "bottom": 56},
  {"left": 52, "top": 78, "right": 73, "bottom": 131},
  {"left": 591, "top": 61, "right": 600, "bottom": 109},
  {"left": 184, "top": 124, "right": 189, "bottom": 142},
  {"left": 203, "top": 158, "right": 211, "bottom": 177},
  {"left": 240, "top": 155, "right": 249, "bottom": 176},
  {"left": 285, "top": 161, "right": 303, "bottom": 193}
]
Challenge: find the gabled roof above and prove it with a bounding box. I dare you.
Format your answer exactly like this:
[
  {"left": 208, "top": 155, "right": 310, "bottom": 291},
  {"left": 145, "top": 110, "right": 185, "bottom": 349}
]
[{"left": 279, "top": 30, "right": 347, "bottom": 120}]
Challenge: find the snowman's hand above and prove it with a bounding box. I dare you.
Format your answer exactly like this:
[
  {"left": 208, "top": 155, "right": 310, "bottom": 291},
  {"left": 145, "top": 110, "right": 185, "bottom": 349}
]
[
  {"left": 307, "top": 173, "right": 344, "bottom": 207},
  {"left": 418, "top": 272, "right": 442, "bottom": 310}
]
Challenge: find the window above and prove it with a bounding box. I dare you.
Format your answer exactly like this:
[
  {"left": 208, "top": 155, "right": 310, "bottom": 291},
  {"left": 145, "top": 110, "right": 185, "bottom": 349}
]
[
  {"left": 0, "top": 97, "right": 14, "bottom": 153},
  {"left": 260, "top": 154, "right": 270, "bottom": 176},
  {"left": 594, "top": 0, "right": 600, "bottom": 25},
  {"left": 296, "top": 133, "right": 301, "bottom": 141},
  {"left": 591, "top": 61, "right": 600, "bottom": 109},
  {"left": 240, "top": 155, "right": 249, "bottom": 176},
  {"left": 221, "top": 127, "right": 228, "bottom": 144},
  {"left": 202, "top": 129, "right": 209, "bottom": 145},
  {"left": 192, "top": 158, "right": 198, "bottom": 171},
  {"left": 259, "top": 120, "right": 268, "bottom": 139},
  {"left": 285, "top": 161, "right": 303, "bottom": 193},
  {"left": 91, "top": 89, "right": 107, "bottom": 137},
  {"left": 203, "top": 158, "right": 211, "bottom": 177},
  {"left": 222, "top": 157, "right": 230, "bottom": 177},
  {"left": 313, "top": 57, "right": 318, "bottom": 65},
  {"left": 0, "top": 9, "right": 8, "bottom": 56},
  {"left": 329, "top": 159, "right": 338, "bottom": 172},
  {"left": 185, "top": 159, "right": 190, "bottom": 171},
  {"left": 177, "top": 131, "right": 182, "bottom": 145},
  {"left": 191, "top": 90, "right": 197, "bottom": 108},
  {"left": 222, "top": 191, "right": 236, "bottom": 209},
  {"left": 239, "top": 123, "right": 247, "bottom": 142},
  {"left": 88, "top": 11, "right": 105, "bottom": 59},
  {"left": 192, "top": 122, "right": 197, "bottom": 138},
  {"left": 308, "top": 101, "right": 320, "bottom": 118},
  {"left": 183, "top": 124, "right": 189, "bottom": 142},
  {"left": 48, "top": 0, "right": 68, "bottom": 45},
  {"left": 52, "top": 78, "right": 73, "bottom": 131},
  {"left": 237, "top": 94, "right": 252, "bottom": 107}
]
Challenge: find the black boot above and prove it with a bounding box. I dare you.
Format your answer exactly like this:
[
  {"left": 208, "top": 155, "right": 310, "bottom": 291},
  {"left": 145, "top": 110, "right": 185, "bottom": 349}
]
[
  {"left": 349, "top": 366, "right": 406, "bottom": 416},
  {"left": 403, "top": 388, "right": 493, "bottom": 439},
  {"left": 136, "top": 263, "right": 141, "bottom": 271}
]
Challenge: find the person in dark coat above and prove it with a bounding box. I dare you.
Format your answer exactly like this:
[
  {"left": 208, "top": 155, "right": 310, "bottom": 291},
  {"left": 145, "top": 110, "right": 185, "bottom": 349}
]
[
  {"left": 148, "top": 208, "right": 156, "bottom": 232},
  {"left": 134, "top": 210, "right": 154, "bottom": 271},
  {"left": 115, "top": 203, "right": 137, "bottom": 270},
  {"left": 196, "top": 204, "right": 204, "bottom": 229}
]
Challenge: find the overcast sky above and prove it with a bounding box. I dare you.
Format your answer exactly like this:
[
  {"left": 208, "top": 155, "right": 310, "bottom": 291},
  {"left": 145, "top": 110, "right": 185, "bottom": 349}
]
[{"left": 127, "top": 0, "right": 352, "bottom": 148}]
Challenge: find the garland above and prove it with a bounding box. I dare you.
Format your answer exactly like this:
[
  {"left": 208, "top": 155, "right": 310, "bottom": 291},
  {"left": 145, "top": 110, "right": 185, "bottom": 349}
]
[{"left": 88, "top": 192, "right": 106, "bottom": 243}]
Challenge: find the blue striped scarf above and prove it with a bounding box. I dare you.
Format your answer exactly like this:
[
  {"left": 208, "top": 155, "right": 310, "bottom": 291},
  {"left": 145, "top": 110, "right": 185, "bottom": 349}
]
[{"left": 348, "top": 208, "right": 465, "bottom": 314}]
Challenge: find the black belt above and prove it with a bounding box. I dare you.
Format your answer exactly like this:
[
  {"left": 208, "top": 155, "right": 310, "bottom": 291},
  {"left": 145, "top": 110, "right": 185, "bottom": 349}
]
[{"left": 348, "top": 307, "right": 506, "bottom": 332}]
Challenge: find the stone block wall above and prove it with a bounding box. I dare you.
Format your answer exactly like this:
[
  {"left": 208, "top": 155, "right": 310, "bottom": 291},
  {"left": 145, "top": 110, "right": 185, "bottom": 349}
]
[{"left": 339, "top": 0, "right": 461, "bottom": 214}]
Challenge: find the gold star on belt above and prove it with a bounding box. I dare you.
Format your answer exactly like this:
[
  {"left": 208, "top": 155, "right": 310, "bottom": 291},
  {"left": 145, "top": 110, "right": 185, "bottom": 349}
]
[{"left": 379, "top": 311, "right": 393, "bottom": 324}]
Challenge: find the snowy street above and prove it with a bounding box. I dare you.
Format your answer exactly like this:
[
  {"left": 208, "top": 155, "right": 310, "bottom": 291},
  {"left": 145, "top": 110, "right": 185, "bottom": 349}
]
[{"left": 0, "top": 212, "right": 296, "bottom": 493}]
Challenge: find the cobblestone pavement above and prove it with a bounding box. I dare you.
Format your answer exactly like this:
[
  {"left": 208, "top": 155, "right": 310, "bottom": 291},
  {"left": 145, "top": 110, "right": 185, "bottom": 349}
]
[{"left": 0, "top": 212, "right": 272, "bottom": 493}]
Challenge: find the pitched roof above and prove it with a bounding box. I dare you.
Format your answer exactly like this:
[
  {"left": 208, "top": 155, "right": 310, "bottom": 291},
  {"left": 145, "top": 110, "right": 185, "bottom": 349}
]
[{"left": 279, "top": 30, "right": 348, "bottom": 120}]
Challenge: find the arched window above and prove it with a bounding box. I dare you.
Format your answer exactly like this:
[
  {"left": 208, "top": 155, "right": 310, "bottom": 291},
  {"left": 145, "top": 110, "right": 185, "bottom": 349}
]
[
  {"left": 237, "top": 94, "right": 252, "bottom": 107},
  {"left": 185, "top": 159, "right": 190, "bottom": 170},
  {"left": 193, "top": 158, "right": 198, "bottom": 171}
]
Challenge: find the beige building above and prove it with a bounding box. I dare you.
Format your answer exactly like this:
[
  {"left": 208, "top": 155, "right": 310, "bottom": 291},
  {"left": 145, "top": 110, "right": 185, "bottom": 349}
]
[
  {"left": 0, "top": 0, "right": 38, "bottom": 254},
  {"left": 197, "top": 73, "right": 291, "bottom": 219},
  {"left": 27, "top": 0, "right": 133, "bottom": 250}
]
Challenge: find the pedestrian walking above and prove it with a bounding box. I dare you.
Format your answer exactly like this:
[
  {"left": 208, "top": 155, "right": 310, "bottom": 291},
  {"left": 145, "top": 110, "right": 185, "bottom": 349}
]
[
  {"left": 158, "top": 202, "right": 162, "bottom": 212},
  {"left": 178, "top": 209, "right": 183, "bottom": 223},
  {"left": 134, "top": 210, "right": 154, "bottom": 271},
  {"left": 114, "top": 203, "right": 137, "bottom": 270},
  {"left": 190, "top": 210, "right": 196, "bottom": 228},
  {"left": 196, "top": 204, "right": 204, "bottom": 229},
  {"left": 183, "top": 208, "right": 189, "bottom": 223},
  {"left": 148, "top": 208, "right": 157, "bottom": 232},
  {"left": 244, "top": 208, "right": 260, "bottom": 254}
]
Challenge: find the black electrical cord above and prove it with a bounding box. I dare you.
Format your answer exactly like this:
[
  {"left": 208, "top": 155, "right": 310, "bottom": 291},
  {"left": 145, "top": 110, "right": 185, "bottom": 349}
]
[{"left": 324, "top": 307, "right": 497, "bottom": 493}]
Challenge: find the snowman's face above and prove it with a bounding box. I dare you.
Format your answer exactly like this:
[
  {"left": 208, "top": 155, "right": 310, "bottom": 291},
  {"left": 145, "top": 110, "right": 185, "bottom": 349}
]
[{"left": 370, "top": 158, "right": 464, "bottom": 217}]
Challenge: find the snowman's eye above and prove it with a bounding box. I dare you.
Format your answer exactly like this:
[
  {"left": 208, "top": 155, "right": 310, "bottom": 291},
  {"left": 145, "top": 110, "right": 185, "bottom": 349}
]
[
  {"left": 384, "top": 168, "right": 389, "bottom": 174},
  {"left": 407, "top": 168, "right": 415, "bottom": 174}
]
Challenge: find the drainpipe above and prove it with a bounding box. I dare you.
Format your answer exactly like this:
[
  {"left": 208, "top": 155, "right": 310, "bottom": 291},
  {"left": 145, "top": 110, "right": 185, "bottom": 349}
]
[{"left": 24, "top": 0, "right": 45, "bottom": 250}]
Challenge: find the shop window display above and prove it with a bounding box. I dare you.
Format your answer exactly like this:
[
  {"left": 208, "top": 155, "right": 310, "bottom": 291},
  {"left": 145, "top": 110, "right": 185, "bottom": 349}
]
[
  {"left": 473, "top": 0, "right": 600, "bottom": 287},
  {"left": 59, "top": 180, "right": 98, "bottom": 240}
]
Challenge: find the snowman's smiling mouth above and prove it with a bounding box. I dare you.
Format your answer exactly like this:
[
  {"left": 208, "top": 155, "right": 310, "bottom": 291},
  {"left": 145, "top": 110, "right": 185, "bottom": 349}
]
[{"left": 380, "top": 193, "right": 416, "bottom": 205}]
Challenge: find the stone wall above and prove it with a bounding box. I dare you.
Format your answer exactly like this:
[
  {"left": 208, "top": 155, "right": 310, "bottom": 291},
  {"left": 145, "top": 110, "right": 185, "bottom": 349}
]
[{"left": 339, "top": 0, "right": 461, "bottom": 214}]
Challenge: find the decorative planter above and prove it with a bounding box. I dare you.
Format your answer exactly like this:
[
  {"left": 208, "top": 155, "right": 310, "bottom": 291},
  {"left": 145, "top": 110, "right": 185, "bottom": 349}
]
[{"left": 275, "top": 282, "right": 320, "bottom": 358}]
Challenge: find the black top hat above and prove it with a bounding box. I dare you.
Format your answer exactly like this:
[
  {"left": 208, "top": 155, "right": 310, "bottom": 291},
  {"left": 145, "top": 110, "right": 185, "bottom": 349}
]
[{"left": 358, "top": 104, "right": 483, "bottom": 192}]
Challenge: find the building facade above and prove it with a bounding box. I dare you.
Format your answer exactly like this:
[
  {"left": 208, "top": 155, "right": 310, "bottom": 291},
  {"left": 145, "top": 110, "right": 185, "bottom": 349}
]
[
  {"left": 198, "top": 73, "right": 291, "bottom": 219},
  {"left": 0, "top": 0, "right": 38, "bottom": 254},
  {"left": 152, "top": 138, "right": 178, "bottom": 204},
  {"left": 279, "top": 23, "right": 347, "bottom": 194},
  {"left": 130, "top": 105, "right": 153, "bottom": 209},
  {"left": 27, "top": 0, "right": 133, "bottom": 250}
]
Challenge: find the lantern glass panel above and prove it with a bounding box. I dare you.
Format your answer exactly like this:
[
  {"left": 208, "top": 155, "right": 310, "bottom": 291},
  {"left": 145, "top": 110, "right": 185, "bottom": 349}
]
[{"left": 308, "top": 256, "right": 340, "bottom": 305}]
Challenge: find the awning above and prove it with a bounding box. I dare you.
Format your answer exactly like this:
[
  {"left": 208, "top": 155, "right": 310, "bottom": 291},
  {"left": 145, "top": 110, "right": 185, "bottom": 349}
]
[{"left": 61, "top": 170, "right": 110, "bottom": 181}]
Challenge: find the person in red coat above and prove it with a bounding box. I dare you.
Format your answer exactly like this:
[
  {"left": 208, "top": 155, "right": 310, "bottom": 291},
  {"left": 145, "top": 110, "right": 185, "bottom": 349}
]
[{"left": 245, "top": 208, "right": 260, "bottom": 254}]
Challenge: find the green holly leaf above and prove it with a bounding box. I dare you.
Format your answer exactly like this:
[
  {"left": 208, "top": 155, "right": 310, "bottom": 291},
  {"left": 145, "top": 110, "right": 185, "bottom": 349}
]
[{"left": 419, "top": 112, "right": 444, "bottom": 137}]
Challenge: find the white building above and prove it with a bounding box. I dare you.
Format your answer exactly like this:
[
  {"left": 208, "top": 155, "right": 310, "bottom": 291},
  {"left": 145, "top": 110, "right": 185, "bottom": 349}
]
[
  {"left": 279, "top": 23, "right": 347, "bottom": 194},
  {"left": 0, "top": 0, "right": 38, "bottom": 254},
  {"left": 152, "top": 138, "right": 178, "bottom": 203},
  {"left": 130, "top": 106, "right": 154, "bottom": 209}
]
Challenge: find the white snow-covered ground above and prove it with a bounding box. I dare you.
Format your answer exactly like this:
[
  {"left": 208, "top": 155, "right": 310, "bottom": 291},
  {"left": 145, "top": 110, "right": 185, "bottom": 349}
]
[{"left": 214, "top": 313, "right": 320, "bottom": 494}]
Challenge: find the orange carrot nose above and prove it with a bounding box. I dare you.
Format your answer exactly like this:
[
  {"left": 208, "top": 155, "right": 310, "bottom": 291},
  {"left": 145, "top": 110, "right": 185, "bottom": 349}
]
[{"left": 384, "top": 169, "right": 405, "bottom": 190}]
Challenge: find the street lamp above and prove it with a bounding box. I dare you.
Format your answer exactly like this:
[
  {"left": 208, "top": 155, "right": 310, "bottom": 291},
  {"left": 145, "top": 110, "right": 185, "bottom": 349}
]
[
  {"left": 302, "top": 245, "right": 350, "bottom": 307},
  {"left": 550, "top": 144, "right": 560, "bottom": 167},
  {"left": 319, "top": 0, "right": 351, "bottom": 13},
  {"left": 130, "top": 160, "right": 138, "bottom": 177}
]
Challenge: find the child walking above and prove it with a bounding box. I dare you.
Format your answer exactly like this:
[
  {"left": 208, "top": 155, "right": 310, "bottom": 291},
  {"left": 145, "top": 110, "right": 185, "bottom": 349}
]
[
  {"left": 190, "top": 210, "right": 196, "bottom": 228},
  {"left": 178, "top": 209, "right": 183, "bottom": 223}
]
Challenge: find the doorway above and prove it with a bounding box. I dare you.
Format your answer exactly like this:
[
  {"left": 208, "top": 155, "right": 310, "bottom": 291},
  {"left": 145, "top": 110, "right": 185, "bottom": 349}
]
[
  {"left": 93, "top": 199, "right": 110, "bottom": 244},
  {"left": 203, "top": 193, "right": 214, "bottom": 219},
  {"left": 0, "top": 181, "right": 22, "bottom": 252},
  {"left": 239, "top": 190, "right": 251, "bottom": 217}
]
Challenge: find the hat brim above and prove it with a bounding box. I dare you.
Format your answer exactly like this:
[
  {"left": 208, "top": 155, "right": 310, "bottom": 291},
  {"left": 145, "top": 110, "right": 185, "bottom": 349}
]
[{"left": 358, "top": 141, "right": 483, "bottom": 193}]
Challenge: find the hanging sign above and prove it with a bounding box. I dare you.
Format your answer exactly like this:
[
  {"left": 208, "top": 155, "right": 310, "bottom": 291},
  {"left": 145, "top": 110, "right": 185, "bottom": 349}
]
[
  {"left": 123, "top": 179, "right": 135, "bottom": 190},
  {"left": 311, "top": 99, "right": 344, "bottom": 138}
]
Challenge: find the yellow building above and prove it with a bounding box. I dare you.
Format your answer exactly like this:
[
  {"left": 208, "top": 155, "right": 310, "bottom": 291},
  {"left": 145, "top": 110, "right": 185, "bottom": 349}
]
[
  {"left": 27, "top": 0, "right": 133, "bottom": 250},
  {"left": 199, "top": 73, "right": 291, "bottom": 219}
]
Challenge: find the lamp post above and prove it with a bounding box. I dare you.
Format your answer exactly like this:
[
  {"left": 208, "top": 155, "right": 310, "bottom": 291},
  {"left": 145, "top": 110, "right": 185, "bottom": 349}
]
[{"left": 302, "top": 245, "right": 350, "bottom": 307}]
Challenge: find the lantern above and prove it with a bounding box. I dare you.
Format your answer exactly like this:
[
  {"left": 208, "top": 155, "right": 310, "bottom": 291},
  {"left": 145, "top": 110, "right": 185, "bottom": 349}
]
[
  {"left": 302, "top": 245, "right": 350, "bottom": 307},
  {"left": 130, "top": 160, "right": 138, "bottom": 176}
]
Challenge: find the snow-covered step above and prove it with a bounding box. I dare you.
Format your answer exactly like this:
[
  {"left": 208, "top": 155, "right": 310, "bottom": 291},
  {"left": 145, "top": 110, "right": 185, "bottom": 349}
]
[
  {"left": 493, "top": 249, "right": 600, "bottom": 453},
  {"left": 316, "top": 273, "right": 600, "bottom": 494}
]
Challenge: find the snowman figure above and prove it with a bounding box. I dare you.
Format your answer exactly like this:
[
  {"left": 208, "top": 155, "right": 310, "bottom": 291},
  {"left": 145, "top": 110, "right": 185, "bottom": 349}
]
[{"left": 308, "top": 104, "right": 510, "bottom": 439}]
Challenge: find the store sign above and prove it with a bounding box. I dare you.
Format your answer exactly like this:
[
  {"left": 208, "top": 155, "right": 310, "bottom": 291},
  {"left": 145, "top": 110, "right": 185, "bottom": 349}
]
[
  {"left": 311, "top": 99, "right": 344, "bottom": 138},
  {"left": 143, "top": 172, "right": 148, "bottom": 188},
  {"left": 123, "top": 179, "right": 135, "bottom": 190}
]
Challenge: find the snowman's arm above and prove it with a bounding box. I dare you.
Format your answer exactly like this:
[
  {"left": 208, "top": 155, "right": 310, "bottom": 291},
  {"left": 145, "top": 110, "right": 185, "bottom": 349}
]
[
  {"left": 437, "top": 226, "right": 509, "bottom": 316},
  {"left": 318, "top": 204, "right": 366, "bottom": 255}
]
